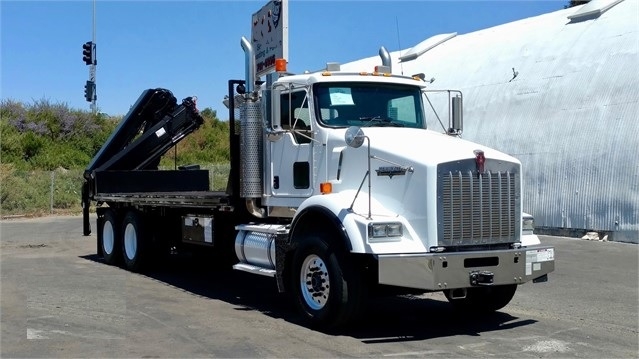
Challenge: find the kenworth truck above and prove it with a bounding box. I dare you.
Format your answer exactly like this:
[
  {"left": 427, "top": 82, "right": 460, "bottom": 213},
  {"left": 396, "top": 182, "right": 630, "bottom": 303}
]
[{"left": 81, "top": 41, "right": 555, "bottom": 328}]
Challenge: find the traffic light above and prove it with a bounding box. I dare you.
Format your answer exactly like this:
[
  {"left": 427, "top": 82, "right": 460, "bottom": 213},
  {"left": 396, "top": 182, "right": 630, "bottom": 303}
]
[
  {"left": 84, "top": 80, "right": 95, "bottom": 102},
  {"left": 82, "top": 41, "right": 93, "bottom": 65}
]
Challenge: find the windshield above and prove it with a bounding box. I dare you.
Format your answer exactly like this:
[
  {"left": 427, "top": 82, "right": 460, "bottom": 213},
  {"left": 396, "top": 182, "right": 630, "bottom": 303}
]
[{"left": 313, "top": 82, "right": 424, "bottom": 129}]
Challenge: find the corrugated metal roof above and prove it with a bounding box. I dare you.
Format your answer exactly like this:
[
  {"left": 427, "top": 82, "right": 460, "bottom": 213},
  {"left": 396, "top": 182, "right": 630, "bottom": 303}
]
[{"left": 343, "top": 0, "right": 638, "bottom": 242}]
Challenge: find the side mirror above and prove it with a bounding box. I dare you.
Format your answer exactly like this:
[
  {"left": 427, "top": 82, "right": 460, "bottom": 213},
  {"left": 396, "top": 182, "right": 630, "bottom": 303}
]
[
  {"left": 345, "top": 126, "right": 365, "bottom": 148},
  {"left": 449, "top": 95, "right": 463, "bottom": 135},
  {"left": 266, "top": 85, "right": 284, "bottom": 142},
  {"left": 271, "top": 86, "right": 282, "bottom": 129}
]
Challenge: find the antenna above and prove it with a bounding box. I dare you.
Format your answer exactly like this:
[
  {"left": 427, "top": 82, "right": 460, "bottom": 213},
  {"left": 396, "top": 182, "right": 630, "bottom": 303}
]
[{"left": 395, "top": 16, "right": 404, "bottom": 75}]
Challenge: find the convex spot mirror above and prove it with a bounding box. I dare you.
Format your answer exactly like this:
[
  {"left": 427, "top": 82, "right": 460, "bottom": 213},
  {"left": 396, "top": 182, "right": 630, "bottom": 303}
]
[{"left": 345, "top": 126, "right": 365, "bottom": 148}]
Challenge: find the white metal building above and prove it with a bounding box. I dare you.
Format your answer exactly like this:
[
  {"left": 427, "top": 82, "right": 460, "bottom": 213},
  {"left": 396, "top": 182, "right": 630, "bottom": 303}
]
[{"left": 344, "top": 0, "right": 639, "bottom": 242}]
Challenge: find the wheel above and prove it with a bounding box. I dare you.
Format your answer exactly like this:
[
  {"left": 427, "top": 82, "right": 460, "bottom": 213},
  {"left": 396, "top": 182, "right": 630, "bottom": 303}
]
[
  {"left": 121, "top": 210, "right": 148, "bottom": 272},
  {"left": 290, "top": 234, "right": 366, "bottom": 328},
  {"left": 100, "top": 209, "right": 121, "bottom": 265},
  {"left": 444, "top": 284, "right": 518, "bottom": 313}
]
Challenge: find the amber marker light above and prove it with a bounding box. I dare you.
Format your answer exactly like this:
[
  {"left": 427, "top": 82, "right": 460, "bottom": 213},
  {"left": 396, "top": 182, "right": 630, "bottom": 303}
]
[
  {"left": 275, "top": 58, "right": 287, "bottom": 72},
  {"left": 320, "top": 182, "right": 333, "bottom": 194}
]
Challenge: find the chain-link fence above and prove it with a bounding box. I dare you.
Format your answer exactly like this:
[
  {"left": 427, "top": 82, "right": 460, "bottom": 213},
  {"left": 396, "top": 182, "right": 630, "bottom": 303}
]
[{"left": 0, "top": 164, "right": 231, "bottom": 217}]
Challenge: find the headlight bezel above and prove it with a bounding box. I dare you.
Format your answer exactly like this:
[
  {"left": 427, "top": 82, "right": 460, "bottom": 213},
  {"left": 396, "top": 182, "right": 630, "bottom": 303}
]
[
  {"left": 522, "top": 214, "right": 535, "bottom": 235},
  {"left": 368, "top": 222, "right": 403, "bottom": 242}
]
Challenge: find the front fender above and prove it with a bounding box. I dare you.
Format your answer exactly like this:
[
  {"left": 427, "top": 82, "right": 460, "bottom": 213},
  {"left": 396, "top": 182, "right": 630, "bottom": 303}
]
[
  {"left": 293, "top": 192, "right": 428, "bottom": 254},
  {"left": 291, "top": 192, "right": 363, "bottom": 252}
]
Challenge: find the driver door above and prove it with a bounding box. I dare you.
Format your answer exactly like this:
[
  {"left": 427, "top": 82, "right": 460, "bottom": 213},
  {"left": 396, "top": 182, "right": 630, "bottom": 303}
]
[{"left": 267, "top": 89, "right": 314, "bottom": 205}]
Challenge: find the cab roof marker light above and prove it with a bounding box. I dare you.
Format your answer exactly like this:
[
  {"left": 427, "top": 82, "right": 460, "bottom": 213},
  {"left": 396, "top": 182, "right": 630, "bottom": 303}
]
[{"left": 412, "top": 73, "right": 426, "bottom": 81}]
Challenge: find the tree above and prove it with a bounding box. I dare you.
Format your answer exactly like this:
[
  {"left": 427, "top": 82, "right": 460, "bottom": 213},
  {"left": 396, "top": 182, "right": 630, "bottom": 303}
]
[{"left": 200, "top": 107, "right": 217, "bottom": 121}]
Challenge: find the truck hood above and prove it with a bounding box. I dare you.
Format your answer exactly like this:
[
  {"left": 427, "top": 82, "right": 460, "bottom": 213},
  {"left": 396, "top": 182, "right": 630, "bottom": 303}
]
[{"left": 353, "top": 127, "right": 519, "bottom": 166}]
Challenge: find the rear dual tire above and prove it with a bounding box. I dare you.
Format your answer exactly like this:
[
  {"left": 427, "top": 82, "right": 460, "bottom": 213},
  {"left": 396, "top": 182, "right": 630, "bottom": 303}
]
[
  {"left": 99, "top": 209, "right": 149, "bottom": 272},
  {"left": 121, "top": 211, "right": 148, "bottom": 272},
  {"left": 100, "top": 209, "right": 121, "bottom": 265}
]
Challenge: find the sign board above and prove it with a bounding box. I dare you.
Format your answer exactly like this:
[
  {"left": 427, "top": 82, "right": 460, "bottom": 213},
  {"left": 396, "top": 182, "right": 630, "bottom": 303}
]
[{"left": 251, "top": 0, "right": 288, "bottom": 78}]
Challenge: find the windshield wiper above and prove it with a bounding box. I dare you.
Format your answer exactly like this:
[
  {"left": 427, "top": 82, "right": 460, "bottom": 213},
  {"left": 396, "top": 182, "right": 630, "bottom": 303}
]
[{"left": 357, "top": 116, "right": 404, "bottom": 127}]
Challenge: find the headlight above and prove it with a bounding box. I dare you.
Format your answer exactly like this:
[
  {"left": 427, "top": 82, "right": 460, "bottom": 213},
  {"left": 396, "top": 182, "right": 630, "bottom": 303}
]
[
  {"left": 386, "top": 223, "right": 403, "bottom": 237},
  {"left": 521, "top": 212, "right": 541, "bottom": 246},
  {"left": 368, "top": 222, "right": 403, "bottom": 241},
  {"left": 522, "top": 213, "right": 535, "bottom": 234}
]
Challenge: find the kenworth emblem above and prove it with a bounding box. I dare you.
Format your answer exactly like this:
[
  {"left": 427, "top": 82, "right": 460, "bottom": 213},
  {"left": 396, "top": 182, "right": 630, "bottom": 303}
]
[
  {"left": 474, "top": 149, "right": 485, "bottom": 177},
  {"left": 375, "top": 166, "right": 407, "bottom": 178}
]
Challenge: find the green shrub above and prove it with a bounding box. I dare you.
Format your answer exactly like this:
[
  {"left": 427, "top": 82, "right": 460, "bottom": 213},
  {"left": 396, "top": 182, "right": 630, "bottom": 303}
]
[
  {"left": 0, "top": 166, "right": 84, "bottom": 216},
  {"left": 1, "top": 98, "right": 230, "bottom": 216}
]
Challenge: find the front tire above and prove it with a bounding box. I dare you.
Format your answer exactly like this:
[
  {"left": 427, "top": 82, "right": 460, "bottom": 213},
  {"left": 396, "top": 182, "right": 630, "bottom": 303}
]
[
  {"left": 444, "top": 284, "right": 518, "bottom": 313},
  {"left": 121, "top": 211, "right": 148, "bottom": 272},
  {"left": 290, "top": 235, "right": 366, "bottom": 328}
]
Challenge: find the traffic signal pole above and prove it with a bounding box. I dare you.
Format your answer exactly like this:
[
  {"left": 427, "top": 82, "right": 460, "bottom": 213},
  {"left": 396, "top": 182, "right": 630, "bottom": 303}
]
[
  {"left": 82, "top": 0, "right": 97, "bottom": 113},
  {"left": 90, "top": 0, "right": 96, "bottom": 114},
  {"left": 81, "top": 0, "right": 96, "bottom": 236}
]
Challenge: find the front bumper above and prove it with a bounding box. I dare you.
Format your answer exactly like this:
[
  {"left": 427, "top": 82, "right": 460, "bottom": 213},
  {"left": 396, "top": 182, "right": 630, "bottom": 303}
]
[{"left": 378, "top": 246, "right": 555, "bottom": 290}]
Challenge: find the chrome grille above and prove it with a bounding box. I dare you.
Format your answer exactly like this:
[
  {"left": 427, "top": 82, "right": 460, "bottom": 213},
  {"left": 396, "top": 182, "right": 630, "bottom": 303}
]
[{"left": 438, "top": 165, "right": 519, "bottom": 247}]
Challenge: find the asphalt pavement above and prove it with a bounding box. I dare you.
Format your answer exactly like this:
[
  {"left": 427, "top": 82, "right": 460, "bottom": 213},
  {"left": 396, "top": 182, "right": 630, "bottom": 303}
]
[{"left": 1, "top": 215, "right": 637, "bottom": 358}]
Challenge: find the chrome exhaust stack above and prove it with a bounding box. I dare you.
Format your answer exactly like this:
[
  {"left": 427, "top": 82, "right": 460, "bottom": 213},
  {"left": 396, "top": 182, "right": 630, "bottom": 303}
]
[
  {"left": 240, "top": 37, "right": 265, "bottom": 217},
  {"left": 379, "top": 46, "right": 392, "bottom": 72}
]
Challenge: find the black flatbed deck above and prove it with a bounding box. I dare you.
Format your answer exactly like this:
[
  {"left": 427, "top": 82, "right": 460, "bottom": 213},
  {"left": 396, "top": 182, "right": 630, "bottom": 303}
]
[{"left": 94, "top": 191, "right": 231, "bottom": 209}]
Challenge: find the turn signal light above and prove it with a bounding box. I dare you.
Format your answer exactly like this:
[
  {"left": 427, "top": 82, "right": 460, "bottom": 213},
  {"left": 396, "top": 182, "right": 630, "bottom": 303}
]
[{"left": 320, "top": 182, "right": 332, "bottom": 194}]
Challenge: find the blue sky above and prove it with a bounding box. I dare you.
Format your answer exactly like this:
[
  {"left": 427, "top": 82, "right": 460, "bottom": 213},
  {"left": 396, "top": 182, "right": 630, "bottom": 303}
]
[{"left": 1, "top": 0, "right": 567, "bottom": 119}]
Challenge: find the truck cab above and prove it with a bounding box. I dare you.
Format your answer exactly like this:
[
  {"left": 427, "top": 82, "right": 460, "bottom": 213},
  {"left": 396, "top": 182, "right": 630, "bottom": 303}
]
[{"left": 265, "top": 68, "right": 428, "bottom": 208}]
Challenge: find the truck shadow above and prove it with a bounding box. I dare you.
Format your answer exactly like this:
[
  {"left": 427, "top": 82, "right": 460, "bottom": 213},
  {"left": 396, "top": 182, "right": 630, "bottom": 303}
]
[{"left": 81, "top": 253, "right": 536, "bottom": 342}]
